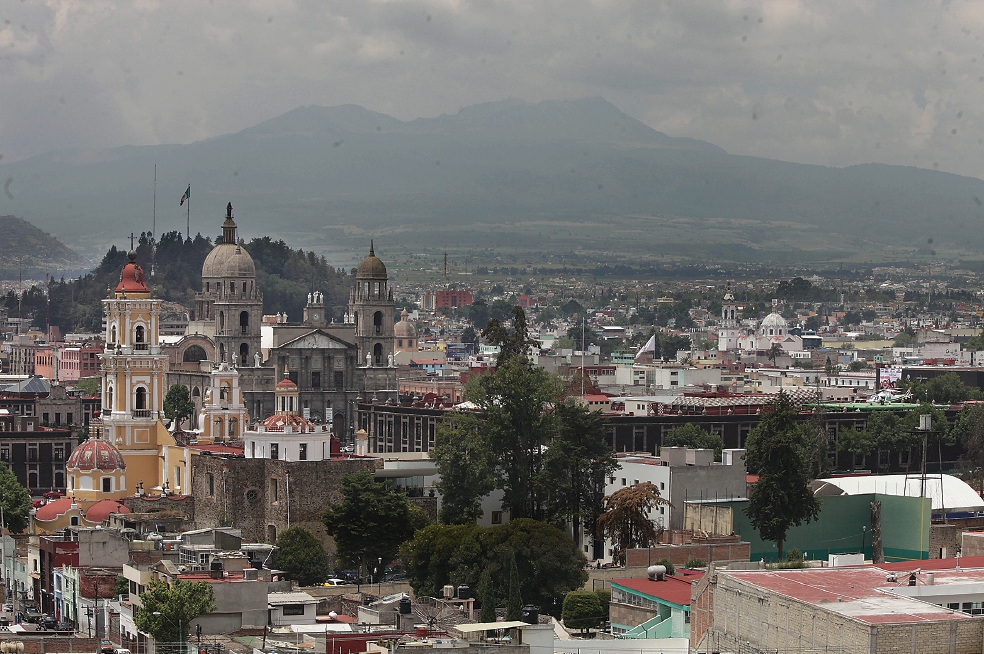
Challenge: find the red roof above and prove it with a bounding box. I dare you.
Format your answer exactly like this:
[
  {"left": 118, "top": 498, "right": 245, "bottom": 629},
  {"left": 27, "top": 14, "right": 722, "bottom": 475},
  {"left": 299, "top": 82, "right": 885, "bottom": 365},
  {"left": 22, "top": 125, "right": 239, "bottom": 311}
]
[
  {"left": 85, "top": 499, "right": 131, "bottom": 523},
  {"left": 276, "top": 377, "right": 297, "bottom": 388},
  {"left": 194, "top": 443, "right": 245, "bottom": 455},
  {"left": 878, "top": 556, "right": 984, "bottom": 572},
  {"left": 35, "top": 497, "right": 75, "bottom": 522},
  {"left": 611, "top": 570, "right": 703, "bottom": 607},
  {"left": 115, "top": 252, "right": 149, "bottom": 293}
]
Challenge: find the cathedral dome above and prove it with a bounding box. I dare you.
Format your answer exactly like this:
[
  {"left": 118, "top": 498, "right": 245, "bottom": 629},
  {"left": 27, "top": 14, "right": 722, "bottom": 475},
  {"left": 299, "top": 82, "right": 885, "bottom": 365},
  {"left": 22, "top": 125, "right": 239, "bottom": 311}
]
[
  {"left": 116, "top": 251, "right": 149, "bottom": 294},
  {"left": 356, "top": 241, "right": 387, "bottom": 279},
  {"left": 394, "top": 310, "right": 417, "bottom": 338},
  {"left": 202, "top": 243, "right": 256, "bottom": 279},
  {"left": 85, "top": 499, "right": 131, "bottom": 523},
  {"left": 67, "top": 439, "right": 126, "bottom": 472},
  {"left": 761, "top": 312, "right": 787, "bottom": 330}
]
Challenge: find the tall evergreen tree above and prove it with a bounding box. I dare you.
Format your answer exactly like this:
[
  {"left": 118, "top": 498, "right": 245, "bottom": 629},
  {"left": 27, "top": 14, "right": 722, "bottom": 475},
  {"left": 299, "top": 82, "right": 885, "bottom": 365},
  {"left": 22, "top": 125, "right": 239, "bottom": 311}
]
[{"left": 506, "top": 552, "right": 523, "bottom": 621}]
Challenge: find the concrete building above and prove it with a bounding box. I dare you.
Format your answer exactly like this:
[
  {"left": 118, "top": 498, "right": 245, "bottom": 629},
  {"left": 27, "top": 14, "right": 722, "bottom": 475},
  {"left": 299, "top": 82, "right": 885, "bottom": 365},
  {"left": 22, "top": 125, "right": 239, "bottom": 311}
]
[
  {"left": 693, "top": 560, "right": 984, "bottom": 654},
  {"left": 610, "top": 569, "right": 703, "bottom": 638}
]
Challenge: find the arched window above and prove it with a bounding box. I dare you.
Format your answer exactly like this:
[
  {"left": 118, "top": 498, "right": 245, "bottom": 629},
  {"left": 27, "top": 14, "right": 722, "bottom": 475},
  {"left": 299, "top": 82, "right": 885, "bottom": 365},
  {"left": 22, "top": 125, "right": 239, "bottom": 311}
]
[
  {"left": 353, "top": 312, "right": 359, "bottom": 329},
  {"left": 240, "top": 343, "right": 249, "bottom": 360},
  {"left": 374, "top": 343, "right": 383, "bottom": 366},
  {"left": 183, "top": 345, "right": 208, "bottom": 362},
  {"left": 374, "top": 311, "right": 383, "bottom": 335},
  {"left": 105, "top": 386, "right": 114, "bottom": 413},
  {"left": 135, "top": 387, "right": 147, "bottom": 410},
  {"left": 111, "top": 326, "right": 117, "bottom": 344},
  {"left": 219, "top": 343, "right": 226, "bottom": 362},
  {"left": 240, "top": 311, "right": 249, "bottom": 334},
  {"left": 219, "top": 312, "right": 225, "bottom": 332},
  {"left": 230, "top": 281, "right": 235, "bottom": 294},
  {"left": 134, "top": 325, "right": 145, "bottom": 343},
  {"left": 229, "top": 418, "right": 237, "bottom": 437}
]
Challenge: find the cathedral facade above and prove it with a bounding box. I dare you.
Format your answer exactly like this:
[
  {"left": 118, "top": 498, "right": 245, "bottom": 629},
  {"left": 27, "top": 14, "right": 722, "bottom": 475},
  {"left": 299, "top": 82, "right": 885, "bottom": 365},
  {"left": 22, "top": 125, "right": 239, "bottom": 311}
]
[{"left": 164, "top": 206, "right": 398, "bottom": 441}]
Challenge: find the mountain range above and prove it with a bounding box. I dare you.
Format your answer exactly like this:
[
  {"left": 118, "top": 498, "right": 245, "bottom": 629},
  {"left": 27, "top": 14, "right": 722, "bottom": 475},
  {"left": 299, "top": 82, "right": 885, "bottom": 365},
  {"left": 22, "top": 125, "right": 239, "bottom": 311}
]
[{"left": 2, "top": 96, "right": 984, "bottom": 264}]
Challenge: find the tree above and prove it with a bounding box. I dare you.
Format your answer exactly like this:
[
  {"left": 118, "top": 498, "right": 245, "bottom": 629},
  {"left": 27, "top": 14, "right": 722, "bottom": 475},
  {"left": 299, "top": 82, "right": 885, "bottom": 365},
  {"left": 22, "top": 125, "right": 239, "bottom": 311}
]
[
  {"left": 163, "top": 384, "right": 195, "bottom": 425},
  {"left": 114, "top": 575, "right": 130, "bottom": 599},
  {"left": 74, "top": 377, "right": 101, "bottom": 396},
  {"left": 893, "top": 332, "right": 917, "bottom": 347},
  {"left": 848, "top": 360, "right": 871, "bottom": 371},
  {"left": 481, "top": 305, "right": 540, "bottom": 368},
  {"left": 953, "top": 405, "right": 984, "bottom": 493},
  {"left": 562, "top": 590, "right": 603, "bottom": 634},
  {"left": 0, "top": 462, "right": 31, "bottom": 533},
  {"left": 134, "top": 579, "right": 216, "bottom": 649},
  {"left": 506, "top": 552, "right": 522, "bottom": 621},
  {"left": 323, "top": 472, "right": 422, "bottom": 578},
  {"left": 400, "top": 519, "right": 587, "bottom": 613},
  {"left": 766, "top": 342, "right": 784, "bottom": 366},
  {"left": 478, "top": 567, "right": 497, "bottom": 622},
  {"left": 663, "top": 424, "right": 724, "bottom": 462},
  {"left": 274, "top": 526, "right": 331, "bottom": 587},
  {"left": 466, "top": 355, "right": 560, "bottom": 520},
  {"left": 902, "top": 372, "right": 983, "bottom": 404},
  {"left": 743, "top": 392, "right": 821, "bottom": 559},
  {"left": 595, "top": 482, "right": 670, "bottom": 566},
  {"left": 431, "top": 413, "right": 495, "bottom": 524},
  {"left": 837, "top": 426, "right": 875, "bottom": 472},
  {"left": 540, "top": 404, "right": 617, "bottom": 540},
  {"left": 461, "top": 326, "right": 478, "bottom": 347}
]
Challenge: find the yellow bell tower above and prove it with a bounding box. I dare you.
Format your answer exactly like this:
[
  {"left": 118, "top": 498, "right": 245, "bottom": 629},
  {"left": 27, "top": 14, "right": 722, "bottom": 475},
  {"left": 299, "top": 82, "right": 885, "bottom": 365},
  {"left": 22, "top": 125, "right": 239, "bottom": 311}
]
[{"left": 94, "top": 250, "right": 190, "bottom": 494}]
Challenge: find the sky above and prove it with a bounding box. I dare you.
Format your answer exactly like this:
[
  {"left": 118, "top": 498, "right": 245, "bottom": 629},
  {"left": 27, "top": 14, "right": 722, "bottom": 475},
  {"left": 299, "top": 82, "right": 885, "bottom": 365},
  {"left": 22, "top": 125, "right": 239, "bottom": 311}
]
[{"left": 3, "top": 0, "right": 984, "bottom": 179}]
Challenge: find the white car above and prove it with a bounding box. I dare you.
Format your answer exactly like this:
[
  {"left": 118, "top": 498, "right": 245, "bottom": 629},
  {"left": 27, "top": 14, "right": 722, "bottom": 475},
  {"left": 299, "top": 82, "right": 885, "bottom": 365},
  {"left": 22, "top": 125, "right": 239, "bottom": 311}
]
[{"left": 323, "top": 578, "right": 349, "bottom": 586}]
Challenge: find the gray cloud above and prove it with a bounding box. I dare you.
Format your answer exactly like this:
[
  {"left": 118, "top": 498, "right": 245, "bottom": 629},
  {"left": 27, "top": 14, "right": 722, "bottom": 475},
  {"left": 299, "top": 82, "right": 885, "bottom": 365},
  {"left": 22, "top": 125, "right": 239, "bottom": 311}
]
[{"left": 2, "top": 0, "right": 984, "bottom": 179}]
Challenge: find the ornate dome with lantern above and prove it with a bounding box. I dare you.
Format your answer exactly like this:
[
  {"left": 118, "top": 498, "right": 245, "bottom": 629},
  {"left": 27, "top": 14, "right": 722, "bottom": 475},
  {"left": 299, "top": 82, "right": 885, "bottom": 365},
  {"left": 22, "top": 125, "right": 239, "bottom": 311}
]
[
  {"left": 67, "top": 439, "right": 127, "bottom": 472},
  {"left": 356, "top": 241, "right": 387, "bottom": 279},
  {"left": 202, "top": 206, "right": 257, "bottom": 279},
  {"left": 759, "top": 312, "right": 788, "bottom": 337}
]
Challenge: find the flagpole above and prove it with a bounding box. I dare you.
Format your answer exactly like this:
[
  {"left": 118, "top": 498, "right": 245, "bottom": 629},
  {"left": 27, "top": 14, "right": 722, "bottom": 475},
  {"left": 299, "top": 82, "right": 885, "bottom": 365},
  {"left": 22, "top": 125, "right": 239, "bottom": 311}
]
[
  {"left": 151, "top": 164, "right": 156, "bottom": 276},
  {"left": 187, "top": 183, "right": 190, "bottom": 241}
]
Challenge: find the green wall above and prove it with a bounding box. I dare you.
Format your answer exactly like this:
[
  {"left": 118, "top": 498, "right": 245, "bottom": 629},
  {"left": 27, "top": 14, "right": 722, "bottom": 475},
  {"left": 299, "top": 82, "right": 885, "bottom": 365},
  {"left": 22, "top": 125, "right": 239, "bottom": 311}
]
[{"left": 708, "top": 493, "right": 930, "bottom": 563}]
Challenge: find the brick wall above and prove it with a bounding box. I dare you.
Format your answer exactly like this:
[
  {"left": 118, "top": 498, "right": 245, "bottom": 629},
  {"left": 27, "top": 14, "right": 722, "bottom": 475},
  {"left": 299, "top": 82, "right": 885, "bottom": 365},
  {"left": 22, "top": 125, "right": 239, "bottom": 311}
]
[
  {"left": 930, "top": 523, "right": 959, "bottom": 559},
  {"left": 120, "top": 494, "right": 195, "bottom": 521},
  {"left": 626, "top": 541, "right": 750, "bottom": 568},
  {"left": 191, "top": 455, "right": 377, "bottom": 549}
]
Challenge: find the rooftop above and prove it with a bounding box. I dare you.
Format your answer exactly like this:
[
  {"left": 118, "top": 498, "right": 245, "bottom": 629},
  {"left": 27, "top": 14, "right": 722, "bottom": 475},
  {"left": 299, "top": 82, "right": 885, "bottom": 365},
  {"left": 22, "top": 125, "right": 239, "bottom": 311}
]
[
  {"left": 611, "top": 570, "right": 703, "bottom": 608},
  {"left": 724, "top": 565, "right": 984, "bottom": 624}
]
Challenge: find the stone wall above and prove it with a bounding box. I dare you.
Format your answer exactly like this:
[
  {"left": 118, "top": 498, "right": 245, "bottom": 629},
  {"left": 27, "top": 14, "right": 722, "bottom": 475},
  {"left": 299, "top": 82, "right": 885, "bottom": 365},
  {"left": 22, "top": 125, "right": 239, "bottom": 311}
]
[
  {"left": 625, "top": 541, "right": 750, "bottom": 568},
  {"left": 191, "top": 455, "right": 377, "bottom": 549},
  {"left": 120, "top": 494, "right": 195, "bottom": 521},
  {"left": 930, "top": 522, "right": 959, "bottom": 559}
]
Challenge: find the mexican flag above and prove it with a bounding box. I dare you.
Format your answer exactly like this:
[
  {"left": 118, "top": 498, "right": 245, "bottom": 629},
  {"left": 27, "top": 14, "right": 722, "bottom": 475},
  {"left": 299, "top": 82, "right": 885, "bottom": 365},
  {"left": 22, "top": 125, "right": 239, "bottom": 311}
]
[{"left": 179, "top": 185, "right": 190, "bottom": 206}]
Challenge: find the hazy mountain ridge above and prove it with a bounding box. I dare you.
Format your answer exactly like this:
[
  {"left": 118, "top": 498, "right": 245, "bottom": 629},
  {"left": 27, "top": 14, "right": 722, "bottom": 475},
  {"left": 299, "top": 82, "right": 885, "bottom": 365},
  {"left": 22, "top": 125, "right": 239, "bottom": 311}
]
[
  {"left": 0, "top": 215, "right": 80, "bottom": 273},
  {"left": 1, "top": 96, "right": 983, "bottom": 260}
]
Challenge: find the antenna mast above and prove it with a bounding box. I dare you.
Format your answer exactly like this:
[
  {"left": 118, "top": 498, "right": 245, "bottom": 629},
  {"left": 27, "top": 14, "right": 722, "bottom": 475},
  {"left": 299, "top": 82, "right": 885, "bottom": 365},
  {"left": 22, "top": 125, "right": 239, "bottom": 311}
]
[{"left": 151, "top": 163, "right": 157, "bottom": 275}]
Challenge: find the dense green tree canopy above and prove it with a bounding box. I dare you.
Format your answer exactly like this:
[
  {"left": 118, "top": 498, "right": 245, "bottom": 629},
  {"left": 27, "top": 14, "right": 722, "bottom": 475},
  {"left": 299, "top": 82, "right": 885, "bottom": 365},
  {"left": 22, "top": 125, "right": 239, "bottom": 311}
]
[
  {"left": 663, "top": 424, "right": 724, "bottom": 461},
  {"left": 163, "top": 384, "right": 195, "bottom": 424},
  {"left": 274, "top": 526, "right": 331, "bottom": 587},
  {"left": 431, "top": 413, "right": 495, "bottom": 524},
  {"left": 901, "top": 372, "right": 983, "bottom": 404},
  {"left": 562, "top": 591, "right": 604, "bottom": 634},
  {"left": 0, "top": 462, "right": 31, "bottom": 533},
  {"left": 323, "top": 471, "right": 428, "bottom": 574},
  {"left": 400, "top": 519, "right": 587, "bottom": 613},
  {"left": 134, "top": 579, "right": 216, "bottom": 648}
]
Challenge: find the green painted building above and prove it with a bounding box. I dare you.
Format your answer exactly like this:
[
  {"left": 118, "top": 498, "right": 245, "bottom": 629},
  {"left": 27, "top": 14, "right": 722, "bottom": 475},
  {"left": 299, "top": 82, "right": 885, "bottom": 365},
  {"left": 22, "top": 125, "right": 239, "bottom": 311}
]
[{"left": 694, "top": 493, "right": 930, "bottom": 563}]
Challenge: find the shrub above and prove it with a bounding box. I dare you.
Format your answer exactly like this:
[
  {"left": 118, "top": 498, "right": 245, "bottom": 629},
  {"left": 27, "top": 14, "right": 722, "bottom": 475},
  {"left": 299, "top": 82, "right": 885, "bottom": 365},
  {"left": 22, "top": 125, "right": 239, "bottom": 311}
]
[
  {"left": 654, "top": 558, "right": 675, "bottom": 576},
  {"left": 562, "top": 590, "right": 603, "bottom": 634},
  {"left": 685, "top": 557, "right": 707, "bottom": 569}
]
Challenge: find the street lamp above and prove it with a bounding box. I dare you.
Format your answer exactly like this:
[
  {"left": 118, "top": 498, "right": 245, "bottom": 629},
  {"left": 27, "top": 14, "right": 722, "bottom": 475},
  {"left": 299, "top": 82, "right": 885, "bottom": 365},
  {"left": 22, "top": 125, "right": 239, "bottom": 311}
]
[
  {"left": 152, "top": 611, "right": 183, "bottom": 654},
  {"left": 377, "top": 557, "right": 382, "bottom": 596}
]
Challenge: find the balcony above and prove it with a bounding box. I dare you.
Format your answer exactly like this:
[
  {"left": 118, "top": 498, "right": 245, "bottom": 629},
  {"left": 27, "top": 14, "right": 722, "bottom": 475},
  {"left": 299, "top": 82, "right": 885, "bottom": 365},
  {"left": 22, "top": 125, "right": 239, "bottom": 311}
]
[{"left": 131, "top": 409, "right": 152, "bottom": 419}]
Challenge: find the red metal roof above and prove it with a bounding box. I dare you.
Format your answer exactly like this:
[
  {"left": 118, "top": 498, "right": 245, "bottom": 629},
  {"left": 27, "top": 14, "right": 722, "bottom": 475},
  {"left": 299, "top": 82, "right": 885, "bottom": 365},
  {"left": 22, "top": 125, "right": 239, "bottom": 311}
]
[
  {"left": 878, "top": 556, "right": 984, "bottom": 572},
  {"left": 610, "top": 570, "right": 703, "bottom": 607}
]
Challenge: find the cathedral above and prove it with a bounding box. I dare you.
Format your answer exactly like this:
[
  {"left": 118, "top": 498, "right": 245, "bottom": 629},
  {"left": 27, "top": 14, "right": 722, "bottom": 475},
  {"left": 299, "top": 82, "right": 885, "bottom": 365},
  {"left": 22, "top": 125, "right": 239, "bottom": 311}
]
[{"left": 164, "top": 204, "right": 398, "bottom": 441}]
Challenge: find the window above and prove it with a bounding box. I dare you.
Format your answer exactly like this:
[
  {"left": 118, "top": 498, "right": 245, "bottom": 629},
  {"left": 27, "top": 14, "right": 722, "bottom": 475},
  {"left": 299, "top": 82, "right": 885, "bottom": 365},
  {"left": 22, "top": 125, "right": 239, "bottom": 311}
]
[
  {"left": 282, "top": 604, "right": 305, "bottom": 616},
  {"left": 0, "top": 449, "right": 8, "bottom": 461},
  {"left": 270, "top": 478, "right": 279, "bottom": 502},
  {"left": 491, "top": 511, "right": 502, "bottom": 525},
  {"left": 246, "top": 489, "right": 259, "bottom": 502},
  {"left": 43, "top": 412, "right": 50, "bottom": 423},
  {"left": 102, "top": 477, "right": 112, "bottom": 493},
  {"left": 270, "top": 443, "right": 279, "bottom": 460},
  {"left": 621, "top": 478, "right": 626, "bottom": 486},
  {"left": 334, "top": 371, "right": 343, "bottom": 388},
  {"left": 207, "top": 473, "right": 215, "bottom": 496},
  {"left": 67, "top": 413, "right": 73, "bottom": 425},
  {"left": 298, "top": 444, "right": 307, "bottom": 461},
  {"left": 311, "top": 371, "right": 321, "bottom": 388},
  {"left": 660, "top": 482, "right": 665, "bottom": 491}
]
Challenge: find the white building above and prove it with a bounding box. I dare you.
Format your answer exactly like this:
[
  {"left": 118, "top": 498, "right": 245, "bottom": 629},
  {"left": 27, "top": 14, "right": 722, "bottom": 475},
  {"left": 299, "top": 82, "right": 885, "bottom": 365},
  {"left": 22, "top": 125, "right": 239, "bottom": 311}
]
[{"left": 244, "top": 367, "right": 334, "bottom": 461}]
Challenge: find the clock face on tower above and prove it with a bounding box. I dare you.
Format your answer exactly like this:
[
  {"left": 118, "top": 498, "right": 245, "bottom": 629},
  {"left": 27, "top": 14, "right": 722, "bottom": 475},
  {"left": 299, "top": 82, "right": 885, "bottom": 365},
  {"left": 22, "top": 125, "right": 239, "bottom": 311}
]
[{"left": 313, "top": 314, "right": 319, "bottom": 320}]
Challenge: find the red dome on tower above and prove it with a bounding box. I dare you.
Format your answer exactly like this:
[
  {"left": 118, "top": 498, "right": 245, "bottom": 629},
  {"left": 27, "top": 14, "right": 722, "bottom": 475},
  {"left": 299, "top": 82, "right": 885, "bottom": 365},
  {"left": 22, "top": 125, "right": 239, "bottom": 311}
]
[
  {"left": 116, "top": 250, "right": 149, "bottom": 294},
  {"left": 67, "top": 439, "right": 127, "bottom": 472}
]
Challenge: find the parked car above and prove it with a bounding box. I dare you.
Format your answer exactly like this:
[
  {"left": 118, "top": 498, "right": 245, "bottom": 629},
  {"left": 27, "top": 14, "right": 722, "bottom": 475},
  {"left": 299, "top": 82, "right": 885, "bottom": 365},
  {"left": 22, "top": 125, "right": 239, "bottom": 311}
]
[{"left": 322, "top": 578, "right": 349, "bottom": 586}]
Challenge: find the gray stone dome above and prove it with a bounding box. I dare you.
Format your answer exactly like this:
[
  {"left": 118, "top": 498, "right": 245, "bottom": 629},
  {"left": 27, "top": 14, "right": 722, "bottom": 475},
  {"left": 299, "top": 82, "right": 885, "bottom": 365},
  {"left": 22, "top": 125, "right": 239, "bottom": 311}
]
[{"left": 202, "top": 242, "right": 256, "bottom": 279}]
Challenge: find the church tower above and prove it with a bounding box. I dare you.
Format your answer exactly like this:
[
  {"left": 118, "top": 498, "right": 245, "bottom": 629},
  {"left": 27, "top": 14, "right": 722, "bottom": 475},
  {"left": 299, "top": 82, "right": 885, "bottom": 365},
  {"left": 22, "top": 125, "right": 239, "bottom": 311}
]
[
  {"left": 348, "top": 241, "right": 395, "bottom": 368},
  {"left": 718, "top": 284, "right": 740, "bottom": 352},
  {"left": 87, "top": 250, "right": 190, "bottom": 497},
  {"left": 195, "top": 203, "right": 263, "bottom": 365}
]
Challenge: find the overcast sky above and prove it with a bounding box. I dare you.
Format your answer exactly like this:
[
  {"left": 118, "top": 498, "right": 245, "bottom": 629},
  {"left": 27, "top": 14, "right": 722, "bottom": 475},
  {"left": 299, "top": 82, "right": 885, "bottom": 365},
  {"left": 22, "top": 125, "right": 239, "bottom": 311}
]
[{"left": 3, "top": 0, "right": 984, "bottom": 179}]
